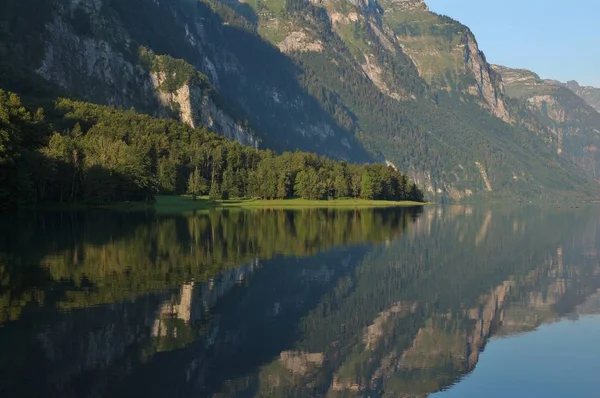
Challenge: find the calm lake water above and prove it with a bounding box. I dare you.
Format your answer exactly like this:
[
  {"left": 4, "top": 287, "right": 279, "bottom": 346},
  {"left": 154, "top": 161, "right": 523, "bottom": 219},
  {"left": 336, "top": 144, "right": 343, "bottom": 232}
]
[{"left": 1, "top": 205, "right": 600, "bottom": 397}]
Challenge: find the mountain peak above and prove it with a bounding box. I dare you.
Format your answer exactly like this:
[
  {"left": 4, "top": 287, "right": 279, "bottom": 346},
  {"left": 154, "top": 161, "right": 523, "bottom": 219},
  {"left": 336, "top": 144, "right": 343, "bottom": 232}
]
[
  {"left": 563, "top": 80, "right": 600, "bottom": 113},
  {"left": 384, "top": 0, "right": 428, "bottom": 11},
  {"left": 491, "top": 65, "right": 541, "bottom": 85}
]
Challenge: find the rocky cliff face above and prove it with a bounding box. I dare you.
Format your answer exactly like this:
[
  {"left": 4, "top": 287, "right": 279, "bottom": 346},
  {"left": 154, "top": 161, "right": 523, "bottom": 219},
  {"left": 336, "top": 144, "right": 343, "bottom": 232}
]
[
  {"left": 493, "top": 64, "right": 600, "bottom": 177},
  {"left": 148, "top": 60, "right": 258, "bottom": 147},
  {"left": 462, "top": 35, "right": 509, "bottom": 120},
  {"left": 380, "top": 0, "right": 509, "bottom": 121}
]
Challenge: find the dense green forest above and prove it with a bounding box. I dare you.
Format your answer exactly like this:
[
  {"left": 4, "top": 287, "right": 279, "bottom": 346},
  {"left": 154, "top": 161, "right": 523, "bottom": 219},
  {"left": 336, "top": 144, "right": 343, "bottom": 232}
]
[{"left": 0, "top": 90, "right": 424, "bottom": 209}]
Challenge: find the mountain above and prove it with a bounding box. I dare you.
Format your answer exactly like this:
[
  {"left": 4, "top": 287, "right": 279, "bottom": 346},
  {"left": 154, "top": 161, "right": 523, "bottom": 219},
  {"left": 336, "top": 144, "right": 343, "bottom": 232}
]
[
  {"left": 1, "top": 0, "right": 600, "bottom": 201},
  {"left": 493, "top": 65, "right": 600, "bottom": 179},
  {"left": 560, "top": 80, "right": 600, "bottom": 113}
]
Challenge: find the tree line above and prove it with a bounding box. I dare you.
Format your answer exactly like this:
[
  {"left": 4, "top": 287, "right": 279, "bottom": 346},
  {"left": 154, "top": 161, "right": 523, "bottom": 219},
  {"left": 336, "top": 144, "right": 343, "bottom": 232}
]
[{"left": 0, "top": 90, "right": 424, "bottom": 209}]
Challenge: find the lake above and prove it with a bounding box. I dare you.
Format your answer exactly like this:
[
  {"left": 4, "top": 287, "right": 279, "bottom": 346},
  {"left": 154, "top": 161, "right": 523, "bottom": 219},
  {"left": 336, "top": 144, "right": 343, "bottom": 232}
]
[{"left": 1, "top": 205, "right": 600, "bottom": 397}]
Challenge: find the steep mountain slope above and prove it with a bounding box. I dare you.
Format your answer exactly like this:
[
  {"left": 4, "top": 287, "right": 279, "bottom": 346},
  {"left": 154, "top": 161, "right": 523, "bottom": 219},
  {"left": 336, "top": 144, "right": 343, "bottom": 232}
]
[
  {"left": 493, "top": 65, "right": 600, "bottom": 179},
  {"left": 232, "top": 0, "right": 596, "bottom": 200},
  {"left": 0, "top": 0, "right": 370, "bottom": 160},
  {"left": 379, "top": 0, "right": 508, "bottom": 120},
  {"left": 560, "top": 80, "right": 600, "bottom": 113},
  {"left": 1, "top": 0, "right": 599, "bottom": 200}
]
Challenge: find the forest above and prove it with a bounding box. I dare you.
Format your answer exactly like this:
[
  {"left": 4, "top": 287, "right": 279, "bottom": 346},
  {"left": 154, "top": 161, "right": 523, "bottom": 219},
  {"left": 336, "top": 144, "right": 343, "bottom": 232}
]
[{"left": 0, "top": 90, "right": 424, "bottom": 209}]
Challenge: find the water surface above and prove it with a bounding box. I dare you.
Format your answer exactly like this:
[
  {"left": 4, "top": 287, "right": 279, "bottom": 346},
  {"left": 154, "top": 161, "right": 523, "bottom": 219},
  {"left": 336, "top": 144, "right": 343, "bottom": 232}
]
[{"left": 1, "top": 205, "right": 600, "bottom": 397}]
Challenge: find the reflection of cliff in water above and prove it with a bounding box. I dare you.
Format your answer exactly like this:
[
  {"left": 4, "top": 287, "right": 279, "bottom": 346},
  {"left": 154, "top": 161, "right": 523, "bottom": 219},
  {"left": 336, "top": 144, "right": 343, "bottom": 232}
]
[
  {"left": 352, "top": 210, "right": 600, "bottom": 398},
  {"left": 0, "top": 257, "right": 262, "bottom": 398},
  {"left": 2, "top": 206, "right": 600, "bottom": 398}
]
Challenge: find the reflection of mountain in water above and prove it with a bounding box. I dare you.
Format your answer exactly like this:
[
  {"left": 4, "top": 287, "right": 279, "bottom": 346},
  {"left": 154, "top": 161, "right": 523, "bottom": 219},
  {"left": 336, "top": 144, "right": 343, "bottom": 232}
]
[
  {"left": 2, "top": 206, "right": 600, "bottom": 397},
  {"left": 206, "top": 206, "right": 600, "bottom": 398},
  {"left": 0, "top": 207, "right": 418, "bottom": 397}
]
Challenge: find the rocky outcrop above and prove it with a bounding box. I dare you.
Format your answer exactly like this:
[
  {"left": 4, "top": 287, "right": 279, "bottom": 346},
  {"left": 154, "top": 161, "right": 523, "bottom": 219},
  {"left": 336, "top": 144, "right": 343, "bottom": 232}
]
[
  {"left": 385, "top": 0, "right": 428, "bottom": 12},
  {"left": 463, "top": 35, "right": 509, "bottom": 121},
  {"left": 492, "top": 65, "right": 539, "bottom": 86},
  {"left": 526, "top": 95, "right": 567, "bottom": 123},
  {"left": 37, "top": 16, "right": 156, "bottom": 110},
  {"left": 474, "top": 162, "right": 493, "bottom": 192},
  {"left": 279, "top": 351, "right": 324, "bottom": 375},
  {"left": 150, "top": 72, "right": 257, "bottom": 147},
  {"left": 360, "top": 54, "right": 403, "bottom": 100},
  {"left": 278, "top": 31, "right": 324, "bottom": 53}
]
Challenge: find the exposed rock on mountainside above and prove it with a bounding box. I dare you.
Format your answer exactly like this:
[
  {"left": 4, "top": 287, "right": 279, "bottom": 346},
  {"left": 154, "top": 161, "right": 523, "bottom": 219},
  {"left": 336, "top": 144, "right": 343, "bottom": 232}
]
[
  {"left": 493, "top": 64, "right": 600, "bottom": 178},
  {"left": 561, "top": 80, "right": 600, "bottom": 113},
  {"left": 144, "top": 50, "right": 258, "bottom": 146},
  {"left": 278, "top": 31, "right": 324, "bottom": 53}
]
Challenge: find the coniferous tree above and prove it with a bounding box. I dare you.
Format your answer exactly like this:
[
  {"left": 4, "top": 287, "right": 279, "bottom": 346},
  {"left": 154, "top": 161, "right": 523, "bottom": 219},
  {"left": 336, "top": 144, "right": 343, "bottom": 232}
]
[
  {"left": 187, "top": 167, "right": 206, "bottom": 199},
  {"left": 360, "top": 170, "right": 375, "bottom": 200}
]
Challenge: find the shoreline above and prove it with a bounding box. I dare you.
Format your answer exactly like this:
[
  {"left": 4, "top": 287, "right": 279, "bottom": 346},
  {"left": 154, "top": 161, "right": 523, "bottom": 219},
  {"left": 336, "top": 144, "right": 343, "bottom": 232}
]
[
  {"left": 156, "top": 196, "right": 428, "bottom": 211},
  {"left": 24, "top": 195, "right": 429, "bottom": 212}
]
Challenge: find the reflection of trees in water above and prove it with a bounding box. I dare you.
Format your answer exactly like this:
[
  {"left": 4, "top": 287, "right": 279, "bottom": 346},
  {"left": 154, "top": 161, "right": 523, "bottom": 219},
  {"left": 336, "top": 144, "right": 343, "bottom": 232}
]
[
  {"left": 2, "top": 206, "right": 600, "bottom": 397},
  {"left": 0, "top": 207, "right": 420, "bottom": 321}
]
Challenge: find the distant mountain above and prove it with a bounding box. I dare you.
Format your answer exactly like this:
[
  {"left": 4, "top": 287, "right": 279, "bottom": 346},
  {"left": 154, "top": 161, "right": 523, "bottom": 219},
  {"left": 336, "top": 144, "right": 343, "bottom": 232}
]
[
  {"left": 1, "top": 0, "right": 599, "bottom": 201},
  {"left": 493, "top": 65, "right": 600, "bottom": 179},
  {"left": 561, "top": 80, "right": 600, "bottom": 113}
]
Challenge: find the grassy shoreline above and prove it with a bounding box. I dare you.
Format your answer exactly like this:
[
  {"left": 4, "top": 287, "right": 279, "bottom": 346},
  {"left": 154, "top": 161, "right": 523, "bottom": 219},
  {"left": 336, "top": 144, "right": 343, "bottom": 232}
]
[
  {"left": 155, "top": 196, "right": 427, "bottom": 212},
  {"left": 23, "top": 195, "right": 428, "bottom": 213},
  {"left": 218, "top": 198, "right": 425, "bottom": 209}
]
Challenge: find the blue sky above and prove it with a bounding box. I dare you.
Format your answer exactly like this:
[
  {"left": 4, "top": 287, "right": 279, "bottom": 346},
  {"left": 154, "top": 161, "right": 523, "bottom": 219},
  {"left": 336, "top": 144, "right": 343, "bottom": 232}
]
[{"left": 425, "top": 0, "right": 600, "bottom": 87}]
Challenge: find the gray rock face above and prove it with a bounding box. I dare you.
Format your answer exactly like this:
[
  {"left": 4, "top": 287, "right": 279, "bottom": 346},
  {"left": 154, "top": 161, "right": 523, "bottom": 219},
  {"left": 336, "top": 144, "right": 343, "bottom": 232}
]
[
  {"left": 463, "top": 34, "right": 509, "bottom": 122},
  {"left": 151, "top": 72, "right": 257, "bottom": 147},
  {"left": 37, "top": 15, "right": 155, "bottom": 110}
]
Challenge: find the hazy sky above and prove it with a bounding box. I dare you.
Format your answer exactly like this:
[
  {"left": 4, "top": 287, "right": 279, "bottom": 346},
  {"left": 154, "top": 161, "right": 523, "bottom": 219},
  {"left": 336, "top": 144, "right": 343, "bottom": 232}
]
[{"left": 425, "top": 0, "right": 600, "bottom": 87}]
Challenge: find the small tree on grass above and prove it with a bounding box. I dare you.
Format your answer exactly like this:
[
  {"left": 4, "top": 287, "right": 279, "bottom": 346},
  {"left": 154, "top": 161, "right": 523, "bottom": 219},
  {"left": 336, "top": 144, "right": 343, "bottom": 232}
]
[
  {"left": 209, "top": 181, "right": 226, "bottom": 200},
  {"left": 187, "top": 167, "right": 207, "bottom": 200}
]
